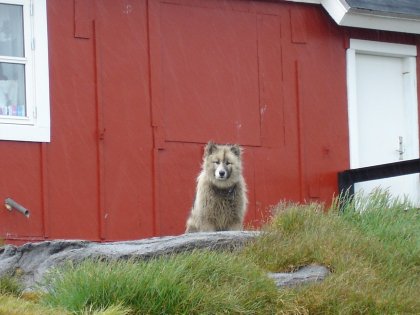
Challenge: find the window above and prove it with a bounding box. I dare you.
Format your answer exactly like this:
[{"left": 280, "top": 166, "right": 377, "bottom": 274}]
[{"left": 0, "top": 0, "right": 50, "bottom": 142}]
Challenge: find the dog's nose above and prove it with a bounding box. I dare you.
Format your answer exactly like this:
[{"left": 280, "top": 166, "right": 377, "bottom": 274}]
[{"left": 219, "top": 170, "right": 226, "bottom": 177}]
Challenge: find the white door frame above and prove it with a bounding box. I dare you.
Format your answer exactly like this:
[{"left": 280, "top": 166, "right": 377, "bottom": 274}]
[{"left": 347, "top": 39, "right": 419, "bottom": 169}]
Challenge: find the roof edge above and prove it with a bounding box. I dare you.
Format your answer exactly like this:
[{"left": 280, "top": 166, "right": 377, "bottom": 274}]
[{"left": 284, "top": 0, "right": 420, "bottom": 34}]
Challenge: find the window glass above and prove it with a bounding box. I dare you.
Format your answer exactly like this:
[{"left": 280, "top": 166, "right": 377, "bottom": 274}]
[
  {"left": 0, "top": 62, "right": 26, "bottom": 116},
  {"left": 0, "top": 0, "right": 50, "bottom": 142},
  {"left": 0, "top": 3, "right": 26, "bottom": 117},
  {"left": 0, "top": 3, "right": 24, "bottom": 57}
]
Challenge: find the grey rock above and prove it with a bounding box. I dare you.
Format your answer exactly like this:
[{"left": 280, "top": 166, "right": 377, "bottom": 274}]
[
  {"left": 0, "top": 231, "right": 330, "bottom": 292},
  {"left": 268, "top": 265, "right": 330, "bottom": 288},
  {"left": 0, "top": 231, "right": 258, "bottom": 291}
]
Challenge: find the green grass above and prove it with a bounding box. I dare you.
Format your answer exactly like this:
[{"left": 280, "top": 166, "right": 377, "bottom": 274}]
[
  {"left": 41, "top": 251, "right": 286, "bottom": 314},
  {"left": 0, "top": 295, "right": 130, "bottom": 315},
  {"left": 0, "top": 275, "right": 22, "bottom": 297},
  {"left": 1, "top": 191, "right": 419, "bottom": 314},
  {"left": 243, "top": 191, "right": 419, "bottom": 314},
  {"left": 341, "top": 189, "right": 419, "bottom": 265}
]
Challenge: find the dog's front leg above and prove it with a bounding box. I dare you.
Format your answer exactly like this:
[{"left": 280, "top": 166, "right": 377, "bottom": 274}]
[
  {"left": 198, "top": 222, "right": 217, "bottom": 232},
  {"left": 226, "top": 223, "right": 243, "bottom": 231}
]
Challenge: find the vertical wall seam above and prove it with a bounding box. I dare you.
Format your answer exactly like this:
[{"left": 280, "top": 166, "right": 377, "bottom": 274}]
[
  {"left": 146, "top": 0, "right": 158, "bottom": 235},
  {"left": 295, "top": 60, "right": 305, "bottom": 201},
  {"left": 93, "top": 17, "right": 106, "bottom": 241},
  {"left": 40, "top": 143, "right": 49, "bottom": 239}
]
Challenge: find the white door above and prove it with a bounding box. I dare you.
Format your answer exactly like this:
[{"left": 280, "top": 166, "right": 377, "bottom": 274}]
[{"left": 347, "top": 39, "right": 420, "bottom": 204}]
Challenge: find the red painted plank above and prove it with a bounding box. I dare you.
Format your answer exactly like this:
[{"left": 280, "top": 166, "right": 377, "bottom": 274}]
[
  {"left": 156, "top": 143, "right": 201, "bottom": 235},
  {"left": 257, "top": 14, "right": 285, "bottom": 148},
  {"left": 0, "top": 142, "right": 43, "bottom": 238},
  {"left": 290, "top": 6, "right": 307, "bottom": 44},
  {"left": 158, "top": 2, "right": 261, "bottom": 146},
  {"left": 47, "top": 0, "right": 100, "bottom": 240},
  {"left": 95, "top": 0, "right": 154, "bottom": 240},
  {"left": 74, "top": 0, "right": 94, "bottom": 39}
]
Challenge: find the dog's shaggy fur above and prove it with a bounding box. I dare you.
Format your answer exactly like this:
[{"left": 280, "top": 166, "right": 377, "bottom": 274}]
[{"left": 185, "top": 142, "right": 248, "bottom": 232}]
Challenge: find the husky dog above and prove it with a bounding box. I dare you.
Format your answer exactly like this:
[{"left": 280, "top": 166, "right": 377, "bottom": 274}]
[{"left": 185, "top": 141, "right": 248, "bottom": 232}]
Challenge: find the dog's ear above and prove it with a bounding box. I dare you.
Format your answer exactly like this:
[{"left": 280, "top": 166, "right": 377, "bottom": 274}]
[
  {"left": 230, "top": 144, "right": 242, "bottom": 157},
  {"left": 204, "top": 141, "right": 217, "bottom": 156}
]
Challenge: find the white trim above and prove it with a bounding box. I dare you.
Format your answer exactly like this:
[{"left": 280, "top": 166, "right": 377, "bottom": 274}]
[
  {"left": 321, "top": 0, "right": 348, "bottom": 25},
  {"left": 0, "top": 0, "right": 50, "bottom": 142},
  {"left": 321, "top": 0, "right": 420, "bottom": 35},
  {"left": 0, "top": 0, "right": 25, "bottom": 4},
  {"left": 285, "top": 0, "right": 420, "bottom": 35},
  {"left": 347, "top": 39, "right": 418, "bottom": 169},
  {"left": 346, "top": 48, "right": 359, "bottom": 168},
  {"left": 340, "top": 12, "right": 420, "bottom": 35},
  {"left": 349, "top": 39, "right": 417, "bottom": 58},
  {"left": 31, "top": 0, "right": 50, "bottom": 136},
  {"left": 402, "top": 57, "right": 420, "bottom": 162}
]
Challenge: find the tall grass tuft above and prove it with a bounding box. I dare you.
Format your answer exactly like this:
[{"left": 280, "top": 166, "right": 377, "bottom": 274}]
[
  {"left": 0, "top": 295, "right": 67, "bottom": 315},
  {"left": 244, "top": 191, "right": 420, "bottom": 314},
  {"left": 339, "top": 189, "right": 419, "bottom": 265},
  {"left": 42, "top": 250, "right": 286, "bottom": 314},
  {"left": 0, "top": 275, "right": 22, "bottom": 296}
]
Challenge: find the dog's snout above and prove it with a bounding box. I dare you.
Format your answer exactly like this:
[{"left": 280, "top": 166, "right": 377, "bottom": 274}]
[{"left": 219, "top": 170, "right": 226, "bottom": 177}]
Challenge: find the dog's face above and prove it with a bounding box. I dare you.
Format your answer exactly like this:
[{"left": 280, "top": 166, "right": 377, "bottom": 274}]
[{"left": 202, "top": 142, "right": 243, "bottom": 188}]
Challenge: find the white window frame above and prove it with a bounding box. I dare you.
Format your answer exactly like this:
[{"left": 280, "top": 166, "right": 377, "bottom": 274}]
[
  {"left": 0, "top": 0, "right": 50, "bottom": 142},
  {"left": 347, "top": 39, "right": 419, "bottom": 168}
]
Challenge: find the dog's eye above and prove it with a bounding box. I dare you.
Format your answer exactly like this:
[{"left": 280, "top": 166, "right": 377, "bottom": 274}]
[
  {"left": 225, "top": 161, "right": 231, "bottom": 165},
  {"left": 213, "top": 161, "right": 220, "bottom": 165}
]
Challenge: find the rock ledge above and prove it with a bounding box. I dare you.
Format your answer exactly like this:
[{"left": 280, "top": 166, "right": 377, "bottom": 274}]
[{"left": 0, "top": 231, "right": 329, "bottom": 291}]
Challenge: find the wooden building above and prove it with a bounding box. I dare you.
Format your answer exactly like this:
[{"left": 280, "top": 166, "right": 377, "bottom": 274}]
[{"left": 0, "top": 0, "right": 419, "bottom": 243}]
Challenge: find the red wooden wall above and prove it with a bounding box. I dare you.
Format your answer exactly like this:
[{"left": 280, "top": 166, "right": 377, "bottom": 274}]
[{"left": 1, "top": 0, "right": 419, "bottom": 243}]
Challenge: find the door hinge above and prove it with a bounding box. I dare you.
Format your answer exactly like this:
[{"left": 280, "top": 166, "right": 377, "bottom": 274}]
[
  {"left": 396, "top": 136, "right": 405, "bottom": 160},
  {"left": 30, "top": 0, "right": 35, "bottom": 50}
]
